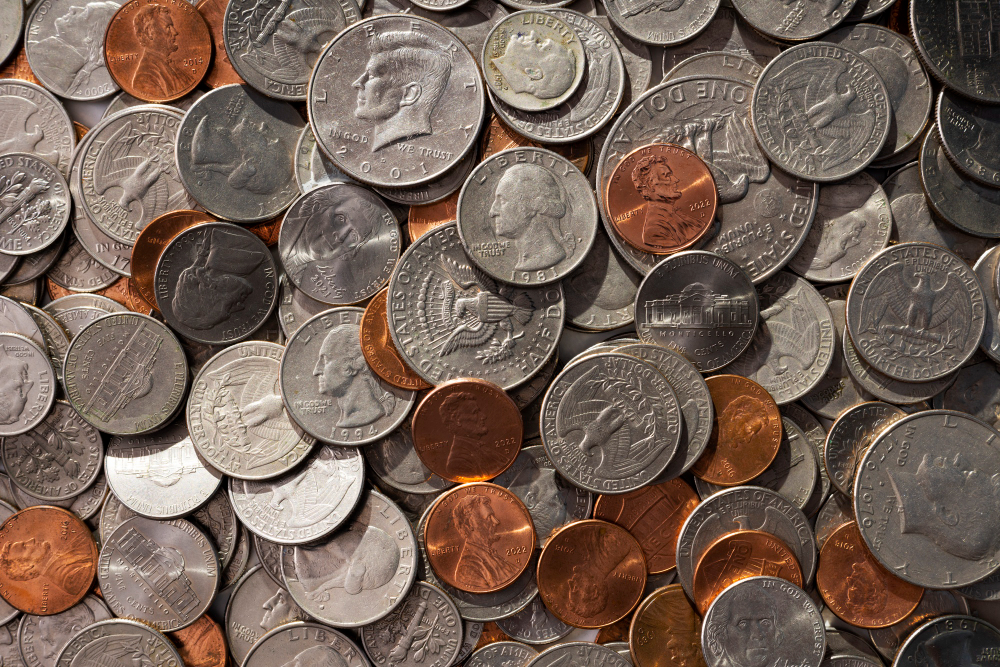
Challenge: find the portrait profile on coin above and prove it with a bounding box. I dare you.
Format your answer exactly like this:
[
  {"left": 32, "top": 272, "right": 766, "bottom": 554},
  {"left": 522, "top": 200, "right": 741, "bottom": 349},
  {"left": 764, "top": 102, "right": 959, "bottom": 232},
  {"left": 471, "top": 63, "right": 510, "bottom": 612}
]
[
  {"left": 191, "top": 115, "right": 292, "bottom": 196},
  {"left": 0, "top": 345, "right": 33, "bottom": 426},
  {"left": 507, "top": 466, "right": 567, "bottom": 537},
  {"left": 631, "top": 152, "right": 709, "bottom": 250},
  {"left": 0, "top": 537, "right": 92, "bottom": 595},
  {"left": 564, "top": 528, "right": 633, "bottom": 618},
  {"left": 29, "top": 1, "right": 120, "bottom": 96},
  {"left": 280, "top": 645, "right": 349, "bottom": 667},
  {"left": 353, "top": 31, "right": 453, "bottom": 151},
  {"left": 293, "top": 525, "right": 399, "bottom": 600},
  {"left": 450, "top": 494, "right": 520, "bottom": 589},
  {"left": 35, "top": 598, "right": 108, "bottom": 661},
  {"left": 436, "top": 391, "right": 492, "bottom": 478},
  {"left": 704, "top": 584, "right": 781, "bottom": 667},
  {"left": 719, "top": 395, "right": 767, "bottom": 450},
  {"left": 260, "top": 588, "right": 306, "bottom": 632},
  {"left": 132, "top": 4, "right": 192, "bottom": 99},
  {"left": 493, "top": 31, "right": 577, "bottom": 102},
  {"left": 315, "top": 323, "right": 397, "bottom": 430}
]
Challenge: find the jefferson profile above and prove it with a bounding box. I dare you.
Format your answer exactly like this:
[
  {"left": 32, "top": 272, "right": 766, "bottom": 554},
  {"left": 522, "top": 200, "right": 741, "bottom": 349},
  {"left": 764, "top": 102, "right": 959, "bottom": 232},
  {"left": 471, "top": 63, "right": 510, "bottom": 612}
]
[
  {"left": 132, "top": 5, "right": 192, "bottom": 99},
  {"left": 704, "top": 586, "right": 782, "bottom": 667},
  {"left": 314, "top": 323, "right": 396, "bottom": 429},
  {"left": 354, "top": 31, "right": 453, "bottom": 152},
  {"left": 29, "top": 1, "right": 119, "bottom": 96},
  {"left": 630, "top": 152, "right": 706, "bottom": 250},
  {"left": 492, "top": 31, "right": 577, "bottom": 101},
  {"left": 0, "top": 345, "right": 33, "bottom": 426},
  {"left": 451, "top": 494, "right": 520, "bottom": 589},
  {"left": 0, "top": 537, "right": 92, "bottom": 596}
]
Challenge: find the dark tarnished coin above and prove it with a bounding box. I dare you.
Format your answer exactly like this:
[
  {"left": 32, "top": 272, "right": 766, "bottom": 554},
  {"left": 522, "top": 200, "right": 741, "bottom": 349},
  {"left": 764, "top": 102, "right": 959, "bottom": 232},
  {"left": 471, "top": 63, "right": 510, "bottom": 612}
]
[
  {"left": 0, "top": 80, "right": 75, "bottom": 176},
  {"left": 224, "top": 565, "right": 308, "bottom": 666},
  {"left": 937, "top": 361, "right": 1000, "bottom": 430},
  {"left": 155, "top": 222, "right": 278, "bottom": 345},
  {"left": 362, "top": 581, "right": 464, "bottom": 667},
  {"left": 603, "top": 0, "right": 718, "bottom": 46},
  {"left": 244, "top": 622, "right": 368, "bottom": 667},
  {"left": 497, "top": 596, "right": 571, "bottom": 645},
  {"left": 867, "top": 590, "right": 968, "bottom": 660},
  {"left": 17, "top": 594, "right": 113, "bottom": 667},
  {"left": 841, "top": 328, "right": 956, "bottom": 405},
  {"left": 895, "top": 615, "right": 1000, "bottom": 667},
  {"left": 46, "top": 239, "right": 119, "bottom": 293},
  {"left": 628, "top": 584, "right": 702, "bottom": 667},
  {"left": 365, "top": 422, "right": 453, "bottom": 495},
  {"left": 937, "top": 89, "right": 1000, "bottom": 187},
  {"left": 0, "top": 153, "right": 69, "bottom": 256},
  {"left": 54, "top": 619, "right": 183, "bottom": 667},
  {"left": 731, "top": 0, "right": 854, "bottom": 40},
  {"left": 920, "top": 126, "right": 1000, "bottom": 238},
  {"left": 824, "top": 401, "right": 905, "bottom": 497},
  {"left": 564, "top": 230, "right": 640, "bottom": 332},
  {"left": 0, "top": 333, "right": 54, "bottom": 438}
]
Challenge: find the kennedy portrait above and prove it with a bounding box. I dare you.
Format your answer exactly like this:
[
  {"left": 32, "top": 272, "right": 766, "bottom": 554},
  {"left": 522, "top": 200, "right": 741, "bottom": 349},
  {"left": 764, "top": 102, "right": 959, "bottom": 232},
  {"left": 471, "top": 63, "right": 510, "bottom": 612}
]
[
  {"left": 631, "top": 152, "right": 706, "bottom": 250},
  {"left": 0, "top": 345, "right": 32, "bottom": 426},
  {"left": 293, "top": 525, "right": 399, "bottom": 601},
  {"left": 451, "top": 494, "right": 520, "bottom": 590},
  {"left": 492, "top": 31, "right": 577, "bottom": 102},
  {"left": 132, "top": 5, "right": 192, "bottom": 99},
  {"left": 30, "top": 1, "right": 119, "bottom": 96},
  {"left": 704, "top": 586, "right": 782, "bottom": 667},
  {"left": 0, "top": 537, "right": 92, "bottom": 596},
  {"left": 354, "top": 31, "right": 453, "bottom": 151},
  {"left": 314, "top": 323, "right": 396, "bottom": 430}
]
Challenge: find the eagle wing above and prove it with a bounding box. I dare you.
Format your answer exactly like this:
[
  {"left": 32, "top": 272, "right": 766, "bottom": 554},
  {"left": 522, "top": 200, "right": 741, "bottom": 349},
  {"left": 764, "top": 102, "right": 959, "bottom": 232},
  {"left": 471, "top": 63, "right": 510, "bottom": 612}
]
[
  {"left": 571, "top": 48, "right": 612, "bottom": 122},
  {"left": 927, "top": 274, "right": 973, "bottom": 330},
  {"left": 93, "top": 122, "right": 139, "bottom": 194},
  {"left": 858, "top": 263, "right": 910, "bottom": 334},
  {"left": 440, "top": 254, "right": 498, "bottom": 294},
  {"left": 818, "top": 109, "right": 876, "bottom": 171},
  {"left": 555, "top": 364, "right": 607, "bottom": 435},
  {"left": 768, "top": 295, "right": 820, "bottom": 366}
]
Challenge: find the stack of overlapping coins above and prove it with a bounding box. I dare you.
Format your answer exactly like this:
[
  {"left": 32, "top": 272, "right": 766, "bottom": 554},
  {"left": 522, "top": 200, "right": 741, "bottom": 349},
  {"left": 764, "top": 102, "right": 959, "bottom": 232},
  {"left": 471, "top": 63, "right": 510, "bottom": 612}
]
[{"left": 0, "top": 0, "right": 998, "bottom": 664}]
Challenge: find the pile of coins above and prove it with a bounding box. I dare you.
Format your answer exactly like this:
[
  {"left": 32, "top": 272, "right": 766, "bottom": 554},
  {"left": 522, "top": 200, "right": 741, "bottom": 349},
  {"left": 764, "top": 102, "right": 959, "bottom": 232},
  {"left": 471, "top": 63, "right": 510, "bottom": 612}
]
[{"left": 0, "top": 0, "right": 999, "bottom": 664}]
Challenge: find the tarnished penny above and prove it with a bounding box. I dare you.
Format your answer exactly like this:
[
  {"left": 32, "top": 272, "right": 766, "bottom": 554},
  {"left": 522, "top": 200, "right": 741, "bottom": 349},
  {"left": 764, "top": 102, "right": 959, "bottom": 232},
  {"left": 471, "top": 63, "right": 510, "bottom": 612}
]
[
  {"left": 412, "top": 379, "right": 522, "bottom": 483},
  {"left": 692, "top": 530, "right": 802, "bottom": 615},
  {"left": 424, "top": 482, "right": 534, "bottom": 594},
  {"left": 360, "top": 289, "right": 432, "bottom": 391},
  {"left": 628, "top": 584, "right": 705, "bottom": 667},
  {"left": 167, "top": 613, "right": 227, "bottom": 667},
  {"left": 605, "top": 144, "right": 716, "bottom": 255},
  {"left": 817, "top": 521, "right": 923, "bottom": 629},
  {"left": 131, "top": 210, "right": 214, "bottom": 307},
  {"left": 104, "top": 0, "right": 211, "bottom": 102},
  {"left": 592, "top": 478, "right": 699, "bottom": 575},
  {"left": 196, "top": 0, "right": 244, "bottom": 88},
  {"left": 0, "top": 506, "right": 97, "bottom": 615},
  {"left": 691, "top": 375, "right": 782, "bottom": 486}
]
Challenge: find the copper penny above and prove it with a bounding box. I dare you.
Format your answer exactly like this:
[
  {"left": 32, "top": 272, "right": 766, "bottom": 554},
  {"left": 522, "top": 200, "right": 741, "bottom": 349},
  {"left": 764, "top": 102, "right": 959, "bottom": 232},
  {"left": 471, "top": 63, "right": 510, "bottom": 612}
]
[
  {"left": 473, "top": 623, "right": 513, "bottom": 650},
  {"left": 0, "top": 506, "right": 98, "bottom": 615},
  {"left": 537, "top": 519, "right": 647, "bottom": 628},
  {"left": 408, "top": 190, "right": 458, "bottom": 243},
  {"left": 361, "top": 289, "right": 432, "bottom": 391},
  {"left": 817, "top": 521, "right": 923, "bottom": 629},
  {"left": 104, "top": 0, "right": 211, "bottom": 103},
  {"left": 196, "top": 0, "right": 244, "bottom": 88},
  {"left": 629, "top": 584, "right": 705, "bottom": 667},
  {"left": 412, "top": 378, "right": 522, "bottom": 483},
  {"left": 47, "top": 277, "right": 130, "bottom": 309},
  {"left": 481, "top": 116, "right": 591, "bottom": 175},
  {"left": 691, "top": 375, "right": 782, "bottom": 486},
  {"left": 73, "top": 122, "right": 89, "bottom": 141},
  {"left": 424, "top": 482, "right": 535, "bottom": 594},
  {"left": 593, "top": 477, "right": 699, "bottom": 575},
  {"left": 605, "top": 144, "right": 716, "bottom": 255},
  {"left": 0, "top": 46, "right": 41, "bottom": 85},
  {"left": 123, "top": 276, "right": 157, "bottom": 314},
  {"left": 246, "top": 215, "right": 282, "bottom": 246},
  {"left": 131, "top": 210, "right": 213, "bottom": 305},
  {"left": 595, "top": 616, "right": 632, "bottom": 644},
  {"left": 692, "top": 530, "right": 803, "bottom": 615},
  {"left": 168, "top": 614, "right": 227, "bottom": 667}
]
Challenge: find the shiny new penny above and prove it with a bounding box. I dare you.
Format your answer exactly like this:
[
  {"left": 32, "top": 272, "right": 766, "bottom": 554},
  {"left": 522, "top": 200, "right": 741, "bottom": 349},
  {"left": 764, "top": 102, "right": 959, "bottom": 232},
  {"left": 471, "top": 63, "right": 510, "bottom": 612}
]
[
  {"left": 412, "top": 379, "right": 522, "bottom": 483},
  {"left": 196, "top": 0, "right": 244, "bottom": 88},
  {"left": 104, "top": 0, "right": 211, "bottom": 102},
  {"left": 817, "top": 521, "right": 923, "bottom": 629},
  {"left": 593, "top": 477, "right": 699, "bottom": 574},
  {"left": 0, "top": 507, "right": 97, "bottom": 615},
  {"left": 424, "top": 483, "right": 534, "bottom": 594},
  {"left": 605, "top": 144, "right": 717, "bottom": 255},
  {"left": 408, "top": 191, "right": 458, "bottom": 243},
  {"left": 168, "top": 614, "right": 227, "bottom": 667},
  {"left": 692, "top": 530, "right": 802, "bottom": 615},
  {"left": 691, "top": 375, "right": 782, "bottom": 486},
  {"left": 131, "top": 210, "right": 214, "bottom": 306},
  {"left": 629, "top": 584, "right": 705, "bottom": 667},
  {"left": 537, "top": 519, "right": 647, "bottom": 628},
  {"left": 360, "top": 289, "right": 432, "bottom": 391}
]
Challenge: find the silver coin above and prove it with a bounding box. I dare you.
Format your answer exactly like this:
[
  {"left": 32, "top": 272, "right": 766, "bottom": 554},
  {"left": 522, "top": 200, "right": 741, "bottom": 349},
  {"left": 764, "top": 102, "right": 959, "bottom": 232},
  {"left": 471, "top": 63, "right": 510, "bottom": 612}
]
[
  {"left": 185, "top": 489, "right": 239, "bottom": 569},
  {"left": 787, "top": 173, "right": 892, "bottom": 283},
  {"left": 0, "top": 153, "right": 70, "bottom": 256},
  {"left": 602, "top": 0, "right": 719, "bottom": 47},
  {"left": 155, "top": 222, "right": 278, "bottom": 344},
  {"left": 0, "top": 473, "right": 19, "bottom": 509},
  {"left": 387, "top": 221, "right": 563, "bottom": 389},
  {"left": 105, "top": 419, "right": 222, "bottom": 519},
  {"left": 846, "top": 242, "right": 985, "bottom": 382},
  {"left": 225, "top": 565, "right": 309, "bottom": 666},
  {"left": 814, "top": 491, "right": 853, "bottom": 551},
  {"left": 493, "top": 444, "right": 592, "bottom": 545},
  {"left": 855, "top": 410, "right": 1000, "bottom": 588},
  {"left": 13, "top": 471, "right": 107, "bottom": 522},
  {"left": 564, "top": 229, "right": 639, "bottom": 332},
  {"left": 541, "top": 352, "right": 681, "bottom": 493},
  {"left": 277, "top": 274, "right": 329, "bottom": 338},
  {"left": 16, "top": 595, "right": 112, "bottom": 667},
  {"left": 823, "top": 401, "right": 905, "bottom": 497},
  {"left": 0, "top": 0, "right": 22, "bottom": 66},
  {"left": 664, "top": 51, "right": 762, "bottom": 85},
  {"left": 844, "top": 0, "right": 892, "bottom": 20},
  {"left": 466, "top": 642, "right": 537, "bottom": 667},
  {"left": 896, "top": 615, "right": 1000, "bottom": 667},
  {"left": 176, "top": 84, "right": 304, "bottom": 222},
  {"left": 97, "top": 490, "right": 135, "bottom": 542},
  {"left": 0, "top": 252, "right": 18, "bottom": 284},
  {"left": 62, "top": 312, "right": 187, "bottom": 435},
  {"left": 0, "top": 295, "right": 45, "bottom": 346},
  {"left": 868, "top": 590, "right": 968, "bottom": 660},
  {"left": 456, "top": 621, "right": 484, "bottom": 664},
  {"left": 4, "top": 235, "right": 63, "bottom": 286},
  {"left": 841, "top": 328, "right": 955, "bottom": 405},
  {"left": 731, "top": 0, "right": 853, "bottom": 40},
  {"left": 702, "top": 577, "right": 825, "bottom": 667},
  {"left": 634, "top": 250, "right": 759, "bottom": 372},
  {"left": 103, "top": 89, "right": 205, "bottom": 118},
  {"left": 98, "top": 515, "right": 219, "bottom": 630},
  {"left": 50, "top": 306, "right": 108, "bottom": 339},
  {"left": 602, "top": 642, "right": 631, "bottom": 665},
  {"left": 361, "top": 581, "right": 463, "bottom": 667},
  {"left": 527, "top": 643, "right": 630, "bottom": 667},
  {"left": 17, "top": 305, "right": 63, "bottom": 383},
  {"left": 187, "top": 341, "right": 316, "bottom": 479},
  {"left": 660, "top": 7, "right": 779, "bottom": 75},
  {"left": 44, "top": 292, "right": 126, "bottom": 315},
  {"left": 676, "top": 485, "right": 817, "bottom": 598},
  {"left": 223, "top": 0, "right": 360, "bottom": 101},
  {"left": 244, "top": 621, "right": 370, "bottom": 667},
  {"left": 0, "top": 79, "right": 75, "bottom": 176},
  {"left": 496, "top": 595, "right": 571, "bottom": 645},
  {"left": 0, "top": 332, "right": 53, "bottom": 437},
  {"left": 375, "top": 481, "right": 440, "bottom": 523},
  {"left": 294, "top": 126, "right": 351, "bottom": 194},
  {"left": 282, "top": 489, "right": 418, "bottom": 627},
  {"left": 920, "top": 126, "right": 1000, "bottom": 239},
  {"left": 374, "top": 148, "right": 477, "bottom": 206},
  {"left": 222, "top": 523, "right": 251, "bottom": 589},
  {"left": 937, "top": 89, "right": 1000, "bottom": 188},
  {"left": 782, "top": 402, "right": 830, "bottom": 517},
  {"left": 53, "top": 619, "right": 183, "bottom": 667},
  {"left": 936, "top": 361, "right": 1000, "bottom": 431},
  {"left": 309, "top": 15, "right": 485, "bottom": 188},
  {"left": 46, "top": 238, "right": 118, "bottom": 293},
  {"left": 249, "top": 535, "right": 283, "bottom": 588},
  {"left": 278, "top": 183, "right": 400, "bottom": 305},
  {"left": 365, "top": 422, "right": 454, "bottom": 495},
  {"left": 751, "top": 43, "right": 891, "bottom": 182}
]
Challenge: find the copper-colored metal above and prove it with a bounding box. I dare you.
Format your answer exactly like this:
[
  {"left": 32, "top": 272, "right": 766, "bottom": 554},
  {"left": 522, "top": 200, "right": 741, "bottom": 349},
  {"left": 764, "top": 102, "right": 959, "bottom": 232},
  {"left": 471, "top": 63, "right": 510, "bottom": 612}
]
[
  {"left": 247, "top": 215, "right": 282, "bottom": 247},
  {"left": 168, "top": 614, "right": 227, "bottom": 667},
  {"left": 691, "top": 375, "right": 782, "bottom": 485},
  {"left": 537, "top": 519, "right": 647, "bottom": 628},
  {"left": 481, "top": 116, "right": 591, "bottom": 175},
  {"left": 73, "top": 122, "right": 89, "bottom": 141},
  {"left": 196, "top": 0, "right": 245, "bottom": 88},
  {"left": 596, "top": 616, "right": 632, "bottom": 644},
  {"left": 0, "top": 507, "right": 98, "bottom": 615},
  {"left": 412, "top": 378, "right": 522, "bottom": 483},
  {"left": 104, "top": 0, "right": 211, "bottom": 103},
  {"left": 131, "top": 210, "right": 214, "bottom": 305},
  {"left": 123, "top": 277, "right": 157, "bottom": 314},
  {"left": 361, "top": 289, "right": 432, "bottom": 390},
  {"left": 47, "top": 277, "right": 131, "bottom": 309},
  {"left": 593, "top": 478, "right": 700, "bottom": 575},
  {"left": 629, "top": 584, "right": 706, "bottom": 667},
  {"left": 692, "top": 530, "right": 802, "bottom": 615},
  {"left": 473, "top": 623, "right": 512, "bottom": 650},
  {"left": 424, "top": 483, "right": 535, "bottom": 594},
  {"left": 604, "top": 144, "right": 716, "bottom": 255},
  {"left": 0, "top": 47, "right": 41, "bottom": 85},
  {"left": 408, "top": 191, "right": 458, "bottom": 243},
  {"left": 817, "top": 521, "right": 923, "bottom": 629}
]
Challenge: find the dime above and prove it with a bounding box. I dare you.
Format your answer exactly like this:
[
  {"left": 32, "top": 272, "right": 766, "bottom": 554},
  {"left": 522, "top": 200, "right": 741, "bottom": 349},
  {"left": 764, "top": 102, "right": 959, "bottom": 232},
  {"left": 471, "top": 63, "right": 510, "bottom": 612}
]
[
  {"left": 701, "top": 577, "right": 825, "bottom": 667},
  {"left": 564, "top": 230, "right": 639, "bottom": 332},
  {"left": 361, "top": 290, "right": 432, "bottom": 391},
  {"left": 751, "top": 43, "right": 891, "bottom": 182},
  {"left": 104, "top": 0, "right": 211, "bottom": 102},
  {"left": 0, "top": 506, "right": 96, "bottom": 615},
  {"left": 537, "top": 520, "right": 645, "bottom": 627},
  {"left": 817, "top": 521, "right": 923, "bottom": 628},
  {"left": 176, "top": 85, "right": 304, "bottom": 222},
  {"left": 224, "top": 566, "right": 308, "bottom": 665},
  {"left": 841, "top": 328, "right": 955, "bottom": 405},
  {"left": 456, "top": 621, "right": 484, "bottom": 663},
  {"left": 362, "top": 581, "right": 463, "bottom": 667},
  {"left": 386, "top": 222, "right": 564, "bottom": 390},
  {"left": 0, "top": 295, "right": 45, "bottom": 348},
  {"left": 480, "top": 115, "right": 591, "bottom": 175},
  {"left": 823, "top": 401, "right": 905, "bottom": 497},
  {"left": 50, "top": 306, "right": 106, "bottom": 338},
  {"left": 0, "top": 333, "right": 53, "bottom": 438},
  {"left": 365, "top": 422, "right": 453, "bottom": 495},
  {"left": 603, "top": 0, "right": 718, "bottom": 46},
  {"left": 593, "top": 477, "right": 699, "bottom": 574},
  {"left": 220, "top": 524, "right": 250, "bottom": 589},
  {"left": 17, "top": 595, "right": 112, "bottom": 667},
  {"left": 691, "top": 375, "right": 782, "bottom": 486},
  {"left": 5, "top": 236, "right": 64, "bottom": 287},
  {"left": 0, "top": 153, "right": 69, "bottom": 256},
  {"left": 155, "top": 222, "right": 278, "bottom": 344},
  {"left": 167, "top": 614, "right": 227, "bottom": 667},
  {"left": 282, "top": 490, "right": 418, "bottom": 627},
  {"left": 46, "top": 239, "right": 118, "bottom": 293},
  {"left": 920, "top": 127, "right": 1000, "bottom": 238},
  {"left": 664, "top": 52, "right": 762, "bottom": 85},
  {"left": 496, "top": 596, "right": 571, "bottom": 645},
  {"left": 911, "top": 0, "right": 1000, "bottom": 103},
  {"left": 482, "top": 11, "right": 586, "bottom": 112},
  {"left": 867, "top": 590, "right": 968, "bottom": 660},
  {"left": 223, "top": 0, "right": 360, "bottom": 101},
  {"left": 16, "top": 471, "right": 107, "bottom": 523},
  {"left": 937, "top": 90, "right": 1000, "bottom": 187},
  {"left": 635, "top": 251, "right": 758, "bottom": 371},
  {"left": 196, "top": 0, "right": 244, "bottom": 88},
  {"left": 130, "top": 210, "right": 213, "bottom": 307},
  {"left": 278, "top": 183, "right": 400, "bottom": 304},
  {"left": 0, "top": 80, "right": 75, "bottom": 176},
  {"left": 845, "top": 242, "right": 985, "bottom": 382},
  {"left": 294, "top": 126, "right": 350, "bottom": 194},
  {"left": 54, "top": 619, "right": 183, "bottom": 667},
  {"left": 628, "top": 584, "right": 701, "bottom": 667},
  {"left": 465, "top": 641, "right": 537, "bottom": 667},
  {"left": 309, "top": 15, "right": 485, "bottom": 188}
]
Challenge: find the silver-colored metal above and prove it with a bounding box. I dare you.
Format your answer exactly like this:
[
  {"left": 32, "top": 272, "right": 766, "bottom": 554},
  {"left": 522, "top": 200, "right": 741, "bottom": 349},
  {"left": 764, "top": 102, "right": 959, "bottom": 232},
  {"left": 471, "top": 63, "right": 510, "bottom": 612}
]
[
  {"left": 660, "top": 7, "right": 779, "bottom": 75},
  {"left": 937, "top": 89, "right": 1000, "bottom": 188},
  {"left": 731, "top": 0, "right": 853, "bottom": 40},
  {"left": 496, "top": 595, "right": 571, "bottom": 645},
  {"left": 0, "top": 153, "right": 70, "bottom": 255},
  {"left": 103, "top": 89, "right": 205, "bottom": 118},
  {"left": 602, "top": 0, "right": 718, "bottom": 46},
  {"left": 0, "top": 295, "right": 45, "bottom": 347},
  {"left": 936, "top": 361, "right": 1000, "bottom": 431},
  {"left": 466, "top": 642, "right": 537, "bottom": 667},
  {"left": 0, "top": 0, "right": 22, "bottom": 66},
  {"left": 920, "top": 126, "right": 1000, "bottom": 239},
  {"left": 277, "top": 274, "right": 329, "bottom": 338},
  {"left": 374, "top": 146, "right": 477, "bottom": 206},
  {"left": 364, "top": 423, "right": 453, "bottom": 495},
  {"left": 895, "top": 616, "right": 1000, "bottom": 667},
  {"left": 21, "top": 303, "right": 68, "bottom": 383},
  {"left": 868, "top": 590, "right": 968, "bottom": 660},
  {"left": 361, "top": 581, "right": 464, "bottom": 667},
  {"left": 70, "top": 208, "right": 131, "bottom": 278},
  {"left": 253, "top": 533, "right": 285, "bottom": 587},
  {"left": 456, "top": 621, "right": 483, "bottom": 665},
  {"left": 0, "top": 332, "right": 53, "bottom": 438},
  {"left": 222, "top": 523, "right": 251, "bottom": 589},
  {"left": 309, "top": 15, "right": 485, "bottom": 188},
  {"left": 4, "top": 235, "right": 63, "bottom": 286},
  {"left": 54, "top": 619, "right": 183, "bottom": 667},
  {"left": 814, "top": 491, "right": 853, "bottom": 551},
  {"left": 527, "top": 643, "right": 630, "bottom": 667},
  {"left": 564, "top": 229, "right": 639, "bottom": 332},
  {"left": 187, "top": 490, "right": 239, "bottom": 569},
  {"left": 845, "top": 0, "right": 893, "bottom": 20},
  {"left": 50, "top": 306, "right": 108, "bottom": 338},
  {"left": 0, "top": 500, "right": 15, "bottom": 624},
  {"left": 0, "top": 79, "right": 75, "bottom": 176},
  {"left": 824, "top": 401, "right": 905, "bottom": 497},
  {"left": 664, "top": 51, "right": 762, "bottom": 85},
  {"left": 243, "top": 622, "right": 371, "bottom": 667},
  {"left": 294, "top": 126, "right": 350, "bottom": 194},
  {"left": 17, "top": 595, "right": 112, "bottom": 667},
  {"left": 44, "top": 293, "right": 126, "bottom": 316},
  {"left": 841, "top": 328, "right": 955, "bottom": 405},
  {"left": 46, "top": 238, "right": 118, "bottom": 292},
  {"left": 225, "top": 565, "right": 308, "bottom": 666}
]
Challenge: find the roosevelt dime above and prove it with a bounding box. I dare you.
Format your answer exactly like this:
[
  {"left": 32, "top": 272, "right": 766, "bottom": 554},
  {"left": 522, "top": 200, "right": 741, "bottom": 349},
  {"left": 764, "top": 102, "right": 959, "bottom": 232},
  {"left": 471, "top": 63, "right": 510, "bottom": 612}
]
[
  {"left": 361, "top": 581, "right": 463, "bottom": 667},
  {"left": 920, "top": 126, "right": 1000, "bottom": 238},
  {"left": 0, "top": 332, "right": 52, "bottom": 437},
  {"left": 0, "top": 153, "right": 69, "bottom": 255},
  {"left": 496, "top": 595, "right": 571, "bottom": 645},
  {"left": 0, "top": 79, "right": 75, "bottom": 176},
  {"left": 54, "top": 619, "right": 183, "bottom": 667},
  {"left": 937, "top": 89, "right": 1000, "bottom": 187}
]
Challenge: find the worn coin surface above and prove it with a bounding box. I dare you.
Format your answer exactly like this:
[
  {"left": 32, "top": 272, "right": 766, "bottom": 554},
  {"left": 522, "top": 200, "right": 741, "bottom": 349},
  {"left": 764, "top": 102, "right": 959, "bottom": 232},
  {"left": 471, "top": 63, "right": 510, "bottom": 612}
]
[
  {"left": 920, "top": 127, "right": 1000, "bottom": 238},
  {"left": 294, "top": 126, "right": 350, "bottom": 194},
  {"left": 46, "top": 239, "right": 119, "bottom": 293},
  {"left": 0, "top": 295, "right": 45, "bottom": 346},
  {"left": 246, "top": 621, "right": 372, "bottom": 667},
  {"left": 659, "top": 7, "right": 779, "bottom": 74},
  {"left": 0, "top": 0, "right": 21, "bottom": 67},
  {"left": 130, "top": 209, "right": 213, "bottom": 306},
  {"left": 564, "top": 230, "right": 639, "bottom": 332},
  {"left": 731, "top": 0, "right": 853, "bottom": 40},
  {"left": 603, "top": 0, "right": 718, "bottom": 46},
  {"left": 628, "top": 584, "right": 702, "bottom": 667},
  {"left": 936, "top": 361, "right": 1000, "bottom": 431},
  {"left": 0, "top": 333, "right": 53, "bottom": 438},
  {"left": 17, "top": 472, "right": 108, "bottom": 523},
  {"left": 0, "top": 79, "right": 75, "bottom": 176},
  {"left": 277, "top": 274, "right": 328, "bottom": 338},
  {"left": 224, "top": 565, "right": 308, "bottom": 666},
  {"left": 527, "top": 643, "right": 630, "bottom": 667},
  {"left": 362, "top": 581, "right": 464, "bottom": 667},
  {"left": 54, "top": 619, "right": 183, "bottom": 667},
  {"left": 937, "top": 90, "right": 1000, "bottom": 187},
  {"left": 17, "top": 594, "right": 112, "bottom": 667},
  {"left": 664, "top": 52, "right": 762, "bottom": 85},
  {"left": 0, "top": 153, "right": 69, "bottom": 256},
  {"left": 823, "top": 401, "right": 904, "bottom": 497},
  {"left": 6, "top": 237, "right": 65, "bottom": 288}
]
